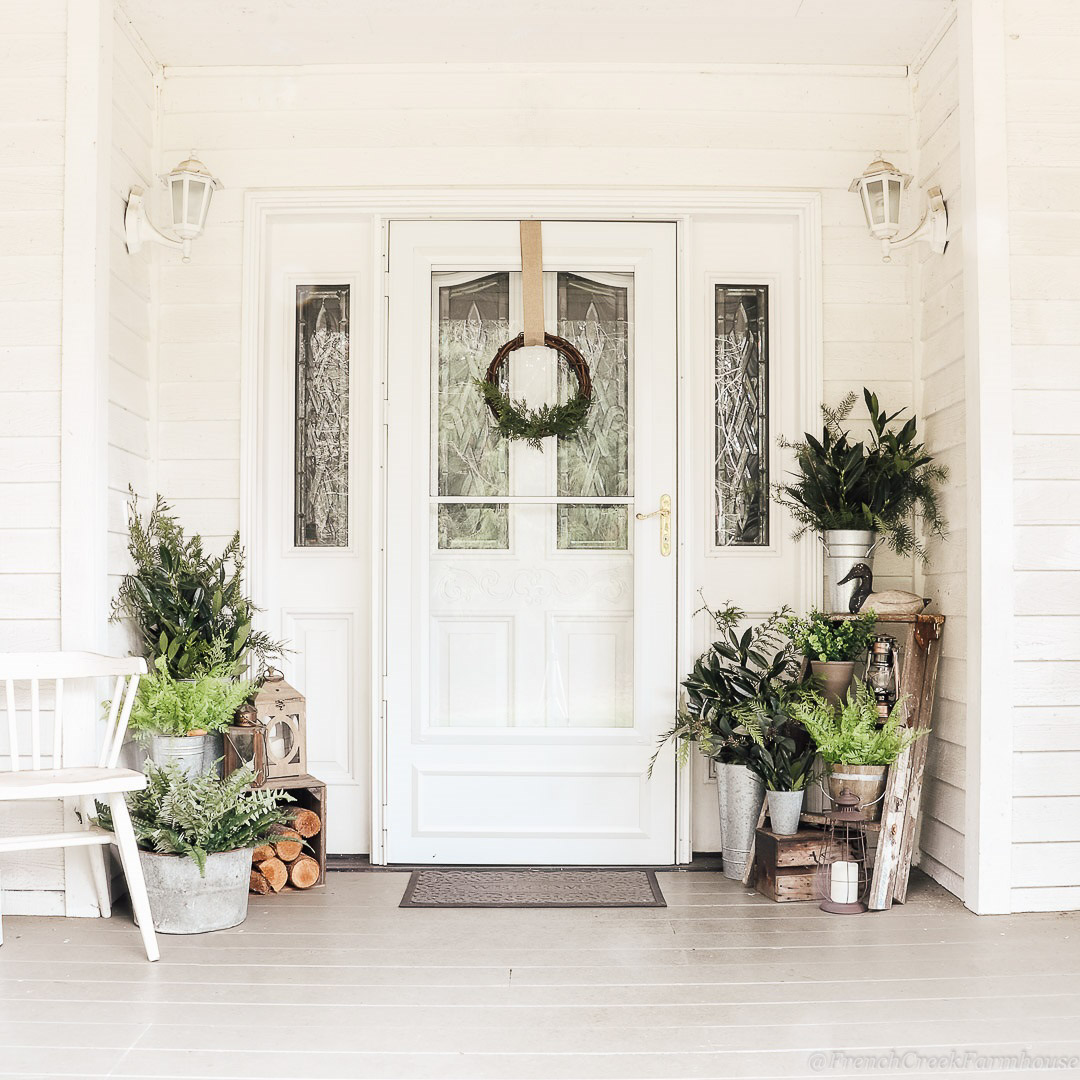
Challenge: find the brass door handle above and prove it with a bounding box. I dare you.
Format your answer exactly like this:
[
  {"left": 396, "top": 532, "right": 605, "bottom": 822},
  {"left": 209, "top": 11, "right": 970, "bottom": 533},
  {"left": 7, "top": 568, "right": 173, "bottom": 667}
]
[{"left": 635, "top": 494, "right": 671, "bottom": 557}]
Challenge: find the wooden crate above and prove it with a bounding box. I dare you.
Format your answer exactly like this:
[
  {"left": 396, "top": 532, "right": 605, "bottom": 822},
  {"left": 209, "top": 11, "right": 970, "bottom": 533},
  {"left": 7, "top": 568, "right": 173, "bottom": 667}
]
[
  {"left": 251, "top": 773, "right": 327, "bottom": 888},
  {"left": 751, "top": 827, "right": 831, "bottom": 903}
]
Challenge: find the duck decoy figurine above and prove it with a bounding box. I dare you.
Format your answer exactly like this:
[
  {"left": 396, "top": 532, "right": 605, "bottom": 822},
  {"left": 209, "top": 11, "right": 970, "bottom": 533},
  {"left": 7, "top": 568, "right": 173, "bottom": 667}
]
[{"left": 836, "top": 562, "right": 931, "bottom": 615}]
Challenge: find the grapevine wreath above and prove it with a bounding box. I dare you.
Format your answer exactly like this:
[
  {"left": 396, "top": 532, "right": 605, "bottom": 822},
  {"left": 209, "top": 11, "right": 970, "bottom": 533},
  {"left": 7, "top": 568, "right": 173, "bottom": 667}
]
[{"left": 476, "top": 332, "right": 593, "bottom": 450}]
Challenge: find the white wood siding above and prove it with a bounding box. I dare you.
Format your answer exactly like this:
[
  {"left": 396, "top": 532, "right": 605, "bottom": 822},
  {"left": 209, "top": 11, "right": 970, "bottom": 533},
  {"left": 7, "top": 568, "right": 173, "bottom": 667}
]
[
  {"left": 1006, "top": 0, "right": 1080, "bottom": 912},
  {"left": 107, "top": 13, "right": 158, "bottom": 657},
  {"left": 912, "top": 20, "right": 967, "bottom": 900},
  {"left": 0, "top": 0, "right": 67, "bottom": 915}
]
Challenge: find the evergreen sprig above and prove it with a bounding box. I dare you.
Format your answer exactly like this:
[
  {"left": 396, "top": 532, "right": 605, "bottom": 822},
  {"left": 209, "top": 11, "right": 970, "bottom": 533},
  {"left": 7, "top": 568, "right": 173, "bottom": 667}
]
[
  {"left": 95, "top": 762, "right": 292, "bottom": 876},
  {"left": 475, "top": 378, "right": 592, "bottom": 451}
]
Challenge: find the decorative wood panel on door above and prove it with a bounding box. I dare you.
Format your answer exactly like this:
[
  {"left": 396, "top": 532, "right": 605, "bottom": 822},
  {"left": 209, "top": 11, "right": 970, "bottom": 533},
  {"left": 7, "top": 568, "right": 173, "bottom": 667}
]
[{"left": 385, "top": 220, "right": 678, "bottom": 865}]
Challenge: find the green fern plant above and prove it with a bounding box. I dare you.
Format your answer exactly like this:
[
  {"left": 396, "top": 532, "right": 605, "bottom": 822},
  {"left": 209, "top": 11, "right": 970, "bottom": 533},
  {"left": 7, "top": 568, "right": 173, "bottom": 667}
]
[
  {"left": 96, "top": 762, "right": 292, "bottom": 875},
  {"left": 127, "top": 656, "right": 254, "bottom": 740},
  {"left": 791, "top": 681, "right": 925, "bottom": 766}
]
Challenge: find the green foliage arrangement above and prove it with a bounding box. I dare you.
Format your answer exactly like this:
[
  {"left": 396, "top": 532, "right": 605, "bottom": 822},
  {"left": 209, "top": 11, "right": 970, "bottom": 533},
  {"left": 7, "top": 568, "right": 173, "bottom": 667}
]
[
  {"left": 782, "top": 609, "right": 878, "bottom": 663},
  {"left": 775, "top": 388, "right": 948, "bottom": 562},
  {"left": 739, "top": 706, "right": 819, "bottom": 793},
  {"left": 791, "top": 682, "right": 925, "bottom": 767},
  {"left": 476, "top": 378, "right": 592, "bottom": 451},
  {"left": 127, "top": 656, "right": 254, "bottom": 740},
  {"left": 96, "top": 762, "right": 292, "bottom": 875},
  {"left": 111, "top": 492, "right": 285, "bottom": 678},
  {"left": 651, "top": 600, "right": 800, "bottom": 774}
]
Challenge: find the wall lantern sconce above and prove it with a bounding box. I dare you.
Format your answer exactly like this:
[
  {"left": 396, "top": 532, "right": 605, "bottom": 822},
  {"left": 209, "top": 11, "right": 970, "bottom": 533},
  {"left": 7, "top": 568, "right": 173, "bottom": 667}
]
[
  {"left": 849, "top": 157, "right": 947, "bottom": 263},
  {"left": 124, "top": 153, "right": 221, "bottom": 263}
]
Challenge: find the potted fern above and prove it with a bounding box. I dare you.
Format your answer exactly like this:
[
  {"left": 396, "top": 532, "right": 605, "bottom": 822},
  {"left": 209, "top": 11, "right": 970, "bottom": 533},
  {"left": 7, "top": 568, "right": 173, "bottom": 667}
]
[
  {"left": 791, "top": 682, "right": 927, "bottom": 821},
  {"left": 775, "top": 389, "right": 947, "bottom": 612},
  {"left": 96, "top": 762, "right": 291, "bottom": 934},
  {"left": 653, "top": 601, "right": 800, "bottom": 877},
  {"left": 782, "top": 609, "right": 877, "bottom": 704},
  {"left": 128, "top": 656, "right": 254, "bottom": 777}
]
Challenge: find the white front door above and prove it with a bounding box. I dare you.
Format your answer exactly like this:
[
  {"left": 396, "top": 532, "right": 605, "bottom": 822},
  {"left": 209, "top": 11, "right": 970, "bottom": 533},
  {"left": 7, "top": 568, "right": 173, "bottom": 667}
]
[{"left": 384, "top": 220, "right": 677, "bottom": 864}]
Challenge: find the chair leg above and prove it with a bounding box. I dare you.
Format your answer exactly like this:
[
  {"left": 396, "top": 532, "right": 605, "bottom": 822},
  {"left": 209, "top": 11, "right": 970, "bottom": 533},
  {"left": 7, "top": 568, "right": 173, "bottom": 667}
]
[
  {"left": 82, "top": 798, "right": 112, "bottom": 918},
  {"left": 106, "top": 794, "right": 159, "bottom": 962}
]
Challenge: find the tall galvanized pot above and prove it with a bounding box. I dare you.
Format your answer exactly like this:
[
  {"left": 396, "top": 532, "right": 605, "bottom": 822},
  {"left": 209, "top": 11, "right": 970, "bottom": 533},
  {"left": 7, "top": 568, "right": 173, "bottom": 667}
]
[
  {"left": 715, "top": 762, "right": 765, "bottom": 880},
  {"left": 137, "top": 846, "right": 254, "bottom": 934},
  {"left": 823, "top": 529, "right": 877, "bottom": 614},
  {"left": 148, "top": 734, "right": 211, "bottom": 778}
]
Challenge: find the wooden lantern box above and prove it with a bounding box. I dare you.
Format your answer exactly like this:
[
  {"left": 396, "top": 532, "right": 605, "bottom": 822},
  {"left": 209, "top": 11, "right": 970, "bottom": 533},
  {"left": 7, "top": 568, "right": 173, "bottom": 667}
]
[{"left": 248, "top": 773, "right": 327, "bottom": 892}]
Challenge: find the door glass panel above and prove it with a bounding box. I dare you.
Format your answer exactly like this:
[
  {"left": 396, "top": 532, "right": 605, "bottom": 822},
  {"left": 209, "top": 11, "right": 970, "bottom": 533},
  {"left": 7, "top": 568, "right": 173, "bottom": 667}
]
[
  {"left": 714, "top": 284, "right": 769, "bottom": 548},
  {"left": 295, "top": 284, "right": 350, "bottom": 547},
  {"left": 432, "top": 273, "right": 510, "bottom": 549},
  {"left": 557, "top": 273, "right": 633, "bottom": 550},
  {"left": 428, "top": 269, "right": 635, "bottom": 730}
]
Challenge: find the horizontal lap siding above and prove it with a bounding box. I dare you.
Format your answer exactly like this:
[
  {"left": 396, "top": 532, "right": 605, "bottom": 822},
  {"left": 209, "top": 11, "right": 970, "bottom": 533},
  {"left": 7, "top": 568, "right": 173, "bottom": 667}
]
[
  {"left": 1006, "top": 1, "right": 1080, "bottom": 910},
  {"left": 913, "top": 22, "right": 966, "bottom": 900},
  {"left": 107, "top": 18, "right": 156, "bottom": 658},
  {"left": 156, "top": 65, "right": 918, "bottom": 572},
  {"left": 0, "top": 0, "right": 66, "bottom": 905}
]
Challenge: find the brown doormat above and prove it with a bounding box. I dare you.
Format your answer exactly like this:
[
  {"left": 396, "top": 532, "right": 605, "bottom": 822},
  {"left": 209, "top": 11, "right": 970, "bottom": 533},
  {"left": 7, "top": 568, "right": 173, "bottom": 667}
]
[{"left": 399, "top": 868, "right": 667, "bottom": 908}]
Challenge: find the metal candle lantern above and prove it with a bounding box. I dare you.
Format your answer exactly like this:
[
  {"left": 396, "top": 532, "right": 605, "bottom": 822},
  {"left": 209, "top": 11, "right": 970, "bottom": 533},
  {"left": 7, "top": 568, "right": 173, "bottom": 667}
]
[
  {"left": 865, "top": 634, "right": 900, "bottom": 721},
  {"left": 814, "top": 789, "right": 871, "bottom": 915},
  {"left": 223, "top": 701, "right": 266, "bottom": 786},
  {"left": 254, "top": 670, "right": 307, "bottom": 781}
]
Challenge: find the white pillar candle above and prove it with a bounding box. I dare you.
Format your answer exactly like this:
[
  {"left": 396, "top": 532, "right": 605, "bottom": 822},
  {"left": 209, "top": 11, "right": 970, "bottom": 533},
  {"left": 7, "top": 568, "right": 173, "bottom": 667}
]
[{"left": 830, "top": 860, "right": 859, "bottom": 904}]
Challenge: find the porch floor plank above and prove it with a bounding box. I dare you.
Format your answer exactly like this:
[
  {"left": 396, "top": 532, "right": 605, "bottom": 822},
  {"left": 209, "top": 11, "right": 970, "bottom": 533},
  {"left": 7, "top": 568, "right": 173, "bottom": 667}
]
[{"left": 0, "top": 870, "right": 1077, "bottom": 1079}]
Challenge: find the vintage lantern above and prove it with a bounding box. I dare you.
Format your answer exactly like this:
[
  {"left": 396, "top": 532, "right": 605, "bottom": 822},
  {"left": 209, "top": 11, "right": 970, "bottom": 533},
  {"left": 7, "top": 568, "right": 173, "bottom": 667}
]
[
  {"left": 865, "top": 634, "right": 900, "bottom": 722},
  {"left": 814, "top": 789, "right": 871, "bottom": 915},
  {"left": 849, "top": 157, "right": 947, "bottom": 263},
  {"left": 254, "top": 669, "right": 307, "bottom": 781},
  {"left": 223, "top": 701, "right": 266, "bottom": 786}
]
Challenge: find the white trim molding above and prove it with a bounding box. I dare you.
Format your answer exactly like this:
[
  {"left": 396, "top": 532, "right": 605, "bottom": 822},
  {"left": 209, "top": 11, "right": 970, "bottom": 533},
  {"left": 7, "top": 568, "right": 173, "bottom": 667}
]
[
  {"left": 240, "top": 186, "right": 823, "bottom": 864},
  {"left": 958, "top": 0, "right": 1014, "bottom": 915}
]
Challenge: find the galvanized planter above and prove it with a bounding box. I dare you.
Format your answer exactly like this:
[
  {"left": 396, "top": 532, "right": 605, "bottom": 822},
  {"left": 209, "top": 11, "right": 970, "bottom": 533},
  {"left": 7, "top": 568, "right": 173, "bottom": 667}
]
[
  {"left": 147, "top": 733, "right": 224, "bottom": 778},
  {"left": 766, "top": 789, "right": 805, "bottom": 836},
  {"left": 137, "top": 846, "right": 254, "bottom": 934},
  {"left": 715, "top": 763, "right": 765, "bottom": 880},
  {"left": 823, "top": 529, "right": 877, "bottom": 614}
]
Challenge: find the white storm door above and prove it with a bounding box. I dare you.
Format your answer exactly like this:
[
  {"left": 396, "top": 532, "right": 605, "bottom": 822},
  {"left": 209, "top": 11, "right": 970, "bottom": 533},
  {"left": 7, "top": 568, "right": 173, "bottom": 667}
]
[{"left": 384, "top": 220, "right": 677, "bottom": 865}]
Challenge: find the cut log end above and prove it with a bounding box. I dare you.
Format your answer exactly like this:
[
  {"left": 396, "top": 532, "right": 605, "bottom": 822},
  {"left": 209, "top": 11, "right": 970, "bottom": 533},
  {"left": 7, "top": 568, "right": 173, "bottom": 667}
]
[
  {"left": 251, "top": 843, "right": 275, "bottom": 863},
  {"left": 285, "top": 807, "right": 322, "bottom": 838},
  {"left": 288, "top": 854, "right": 320, "bottom": 889},
  {"left": 249, "top": 869, "right": 272, "bottom": 895},
  {"left": 269, "top": 824, "right": 303, "bottom": 862},
  {"left": 256, "top": 856, "right": 288, "bottom": 892}
]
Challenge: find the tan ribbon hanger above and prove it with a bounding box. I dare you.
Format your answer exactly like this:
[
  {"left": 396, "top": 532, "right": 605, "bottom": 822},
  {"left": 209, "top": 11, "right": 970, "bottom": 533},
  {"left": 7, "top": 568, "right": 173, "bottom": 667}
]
[{"left": 519, "top": 219, "right": 544, "bottom": 347}]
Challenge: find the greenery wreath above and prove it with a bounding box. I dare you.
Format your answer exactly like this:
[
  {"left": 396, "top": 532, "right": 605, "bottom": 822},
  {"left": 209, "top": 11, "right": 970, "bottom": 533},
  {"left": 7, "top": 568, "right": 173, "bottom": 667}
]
[{"left": 476, "top": 332, "right": 593, "bottom": 450}]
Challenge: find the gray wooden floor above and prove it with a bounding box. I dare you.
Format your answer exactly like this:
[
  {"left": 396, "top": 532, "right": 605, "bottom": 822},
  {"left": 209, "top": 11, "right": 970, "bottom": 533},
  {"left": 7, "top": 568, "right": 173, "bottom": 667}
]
[{"left": 1, "top": 870, "right": 1079, "bottom": 1079}]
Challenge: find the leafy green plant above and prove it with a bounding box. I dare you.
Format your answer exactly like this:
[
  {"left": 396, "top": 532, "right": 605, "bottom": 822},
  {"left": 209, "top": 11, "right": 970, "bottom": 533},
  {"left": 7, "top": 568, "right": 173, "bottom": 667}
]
[
  {"left": 651, "top": 599, "right": 800, "bottom": 774},
  {"left": 111, "top": 491, "right": 285, "bottom": 678},
  {"left": 127, "top": 656, "right": 253, "bottom": 740},
  {"left": 782, "top": 609, "right": 878, "bottom": 663},
  {"left": 475, "top": 377, "right": 592, "bottom": 451},
  {"left": 791, "top": 682, "right": 925, "bottom": 766},
  {"left": 96, "top": 762, "right": 292, "bottom": 875},
  {"left": 774, "top": 388, "right": 948, "bottom": 562},
  {"left": 736, "top": 688, "right": 819, "bottom": 792}
]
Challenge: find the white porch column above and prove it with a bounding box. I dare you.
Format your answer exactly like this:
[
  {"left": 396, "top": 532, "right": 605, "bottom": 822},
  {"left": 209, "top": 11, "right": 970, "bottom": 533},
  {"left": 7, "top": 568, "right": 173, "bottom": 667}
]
[{"left": 957, "top": 0, "right": 1014, "bottom": 915}]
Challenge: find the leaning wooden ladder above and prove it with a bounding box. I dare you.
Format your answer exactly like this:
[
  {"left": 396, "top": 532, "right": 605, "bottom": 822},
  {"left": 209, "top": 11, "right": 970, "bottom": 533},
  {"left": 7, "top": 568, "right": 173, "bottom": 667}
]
[{"left": 744, "top": 613, "right": 945, "bottom": 910}]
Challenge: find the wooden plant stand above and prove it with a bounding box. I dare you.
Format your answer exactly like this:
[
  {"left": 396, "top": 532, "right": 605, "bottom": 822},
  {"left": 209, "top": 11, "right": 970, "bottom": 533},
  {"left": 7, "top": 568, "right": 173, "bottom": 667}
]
[{"left": 743, "top": 613, "right": 945, "bottom": 910}]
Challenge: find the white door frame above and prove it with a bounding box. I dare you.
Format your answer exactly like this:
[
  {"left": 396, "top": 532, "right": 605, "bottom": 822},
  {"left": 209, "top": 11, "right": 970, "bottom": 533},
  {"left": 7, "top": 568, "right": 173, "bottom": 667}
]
[{"left": 240, "top": 186, "right": 823, "bottom": 865}]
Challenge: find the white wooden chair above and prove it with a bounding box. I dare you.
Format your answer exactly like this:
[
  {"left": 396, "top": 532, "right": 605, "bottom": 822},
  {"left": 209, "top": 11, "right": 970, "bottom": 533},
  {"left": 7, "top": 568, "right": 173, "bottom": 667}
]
[{"left": 0, "top": 652, "right": 159, "bottom": 961}]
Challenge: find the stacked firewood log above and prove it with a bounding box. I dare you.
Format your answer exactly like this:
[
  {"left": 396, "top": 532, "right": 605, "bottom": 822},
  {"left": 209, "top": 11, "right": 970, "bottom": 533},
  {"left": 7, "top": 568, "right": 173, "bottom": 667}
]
[{"left": 249, "top": 806, "right": 322, "bottom": 892}]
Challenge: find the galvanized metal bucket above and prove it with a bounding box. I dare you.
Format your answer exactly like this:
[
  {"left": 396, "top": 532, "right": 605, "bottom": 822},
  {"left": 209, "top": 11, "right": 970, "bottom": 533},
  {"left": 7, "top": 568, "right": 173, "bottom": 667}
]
[
  {"left": 716, "top": 763, "right": 765, "bottom": 880},
  {"left": 823, "top": 529, "right": 878, "bottom": 614},
  {"left": 148, "top": 734, "right": 211, "bottom": 778},
  {"left": 137, "top": 846, "right": 254, "bottom": 934},
  {"left": 766, "top": 789, "right": 805, "bottom": 836}
]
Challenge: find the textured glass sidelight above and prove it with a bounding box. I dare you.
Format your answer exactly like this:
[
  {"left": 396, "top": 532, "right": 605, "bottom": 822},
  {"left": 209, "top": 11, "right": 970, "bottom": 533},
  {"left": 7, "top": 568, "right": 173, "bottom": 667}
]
[
  {"left": 295, "top": 285, "right": 350, "bottom": 547},
  {"left": 557, "top": 273, "right": 632, "bottom": 550},
  {"left": 434, "top": 273, "right": 511, "bottom": 549},
  {"left": 714, "top": 285, "right": 769, "bottom": 547}
]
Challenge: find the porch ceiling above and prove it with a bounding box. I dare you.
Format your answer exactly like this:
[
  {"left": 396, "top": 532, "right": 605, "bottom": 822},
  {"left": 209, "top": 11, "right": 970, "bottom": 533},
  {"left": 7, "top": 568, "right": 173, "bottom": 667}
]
[{"left": 118, "top": 0, "right": 954, "bottom": 70}]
